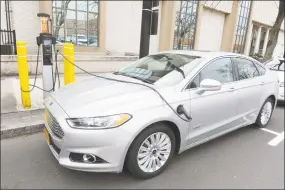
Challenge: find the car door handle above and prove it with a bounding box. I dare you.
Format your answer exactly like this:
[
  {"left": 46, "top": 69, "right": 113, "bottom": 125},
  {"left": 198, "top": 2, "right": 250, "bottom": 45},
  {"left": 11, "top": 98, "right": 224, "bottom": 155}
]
[
  {"left": 260, "top": 82, "right": 265, "bottom": 85},
  {"left": 229, "top": 87, "right": 235, "bottom": 90}
]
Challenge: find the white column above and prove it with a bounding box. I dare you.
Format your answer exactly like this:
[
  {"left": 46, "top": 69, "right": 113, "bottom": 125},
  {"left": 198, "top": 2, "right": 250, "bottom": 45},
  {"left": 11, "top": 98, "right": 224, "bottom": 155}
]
[
  {"left": 149, "top": 35, "right": 159, "bottom": 54},
  {"left": 254, "top": 26, "right": 262, "bottom": 54},
  {"left": 244, "top": 22, "right": 253, "bottom": 55},
  {"left": 149, "top": 3, "right": 160, "bottom": 54},
  {"left": 262, "top": 28, "right": 270, "bottom": 56}
]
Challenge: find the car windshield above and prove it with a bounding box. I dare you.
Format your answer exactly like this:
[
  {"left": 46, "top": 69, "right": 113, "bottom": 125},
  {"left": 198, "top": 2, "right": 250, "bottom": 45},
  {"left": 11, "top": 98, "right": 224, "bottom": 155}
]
[{"left": 115, "top": 53, "right": 201, "bottom": 84}]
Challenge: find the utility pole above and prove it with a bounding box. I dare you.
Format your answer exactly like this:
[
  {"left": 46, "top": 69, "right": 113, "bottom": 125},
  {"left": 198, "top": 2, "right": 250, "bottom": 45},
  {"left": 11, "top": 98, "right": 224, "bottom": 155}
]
[
  {"left": 139, "top": 0, "right": 152, "bottom": 58},
  {"left": 151, "top": 0, "right": 159, "bottom": 35},
  {"left": 149, "top": 0, "right": 159, "bottom": 55}
]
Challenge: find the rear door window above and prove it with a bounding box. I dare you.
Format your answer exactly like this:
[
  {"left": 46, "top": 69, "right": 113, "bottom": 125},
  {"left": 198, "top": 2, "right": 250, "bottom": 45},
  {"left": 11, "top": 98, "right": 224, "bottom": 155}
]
[
  {"left": 233, "top": 58, "right": 259, "bottom": 80},
  {"left": 254, "top": 62, "right": 266, "bottom": 75}
]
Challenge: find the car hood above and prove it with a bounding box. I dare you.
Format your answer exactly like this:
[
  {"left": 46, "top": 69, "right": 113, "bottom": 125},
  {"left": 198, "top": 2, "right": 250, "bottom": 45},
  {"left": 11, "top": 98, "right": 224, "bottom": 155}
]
[{"left": 50, "top": 74, "right": 163, "bottom": 117}]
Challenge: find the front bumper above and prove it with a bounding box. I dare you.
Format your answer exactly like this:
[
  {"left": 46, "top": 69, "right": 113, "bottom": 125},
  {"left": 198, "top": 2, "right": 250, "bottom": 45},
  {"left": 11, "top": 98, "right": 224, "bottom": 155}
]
[{"left": 44, "top": 98, "right": 133, "bottom": 173}]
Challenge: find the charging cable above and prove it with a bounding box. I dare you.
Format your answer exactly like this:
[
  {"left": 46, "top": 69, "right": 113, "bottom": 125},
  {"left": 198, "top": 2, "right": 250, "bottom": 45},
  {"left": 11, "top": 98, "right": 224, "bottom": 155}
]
[
  {"left": 19, "top": 45, "right": 191, "bottom": 122},
  {"left": 57, "top": 50, "right": 191, "bottom": 122},
  {"left": 20, "top": 45, "right": 60, "bottom": 93}
]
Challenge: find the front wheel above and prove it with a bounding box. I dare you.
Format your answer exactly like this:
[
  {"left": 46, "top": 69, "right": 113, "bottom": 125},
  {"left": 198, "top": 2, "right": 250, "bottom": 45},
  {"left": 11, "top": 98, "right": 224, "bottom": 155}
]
[
  {"left": 126, "top": 123, "right": 176, "bottom": 179},
  {"left": 255, "top": 98, "right": 274, "bottom": 128}
]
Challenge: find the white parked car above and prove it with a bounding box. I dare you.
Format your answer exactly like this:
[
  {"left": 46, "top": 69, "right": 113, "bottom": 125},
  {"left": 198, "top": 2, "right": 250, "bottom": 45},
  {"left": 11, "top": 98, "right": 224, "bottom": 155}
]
[
  {"left": 264, "top": 58, "right": 284, "bottom": 102},
  {"left": 44, "top": 50, "right": 279, "bottom": 179},
  {"left": 71, "top": 35, "right": 88, "bottom": 46}
]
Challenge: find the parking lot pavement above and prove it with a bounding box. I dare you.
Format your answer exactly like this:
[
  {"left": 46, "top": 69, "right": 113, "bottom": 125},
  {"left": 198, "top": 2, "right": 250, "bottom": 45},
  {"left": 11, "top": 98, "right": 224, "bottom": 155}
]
[{"left": 1, "top": 106, "right": 284, "bottom": 189}]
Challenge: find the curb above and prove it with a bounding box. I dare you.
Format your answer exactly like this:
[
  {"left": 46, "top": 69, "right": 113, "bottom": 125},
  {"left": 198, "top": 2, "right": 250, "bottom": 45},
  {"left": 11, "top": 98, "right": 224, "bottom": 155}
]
[
  {"left": 1, "top": 123, "right": 45, "bottom": 140},
  {"left": 1, "top": 108, "right": 45, "bottom": 140}
]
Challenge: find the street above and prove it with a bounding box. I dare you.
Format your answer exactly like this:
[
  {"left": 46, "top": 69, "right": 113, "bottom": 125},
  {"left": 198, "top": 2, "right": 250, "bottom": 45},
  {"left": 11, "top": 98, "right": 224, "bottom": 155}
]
[{"left": 1, "top": 105, "right": 284, "bottom": 189}]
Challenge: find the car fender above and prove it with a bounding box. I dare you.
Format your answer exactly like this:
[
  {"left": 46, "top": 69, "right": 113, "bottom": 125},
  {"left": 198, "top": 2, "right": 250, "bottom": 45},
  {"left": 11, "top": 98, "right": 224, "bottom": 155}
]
[{"left": 119, "top": 106, "right": 189, "bottom": 169}]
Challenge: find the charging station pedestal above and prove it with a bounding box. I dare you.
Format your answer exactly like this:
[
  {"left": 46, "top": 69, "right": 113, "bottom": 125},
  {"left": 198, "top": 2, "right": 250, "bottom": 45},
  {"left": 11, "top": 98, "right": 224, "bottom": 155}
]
[
  {"left": 37, "top": 13, "right": 56, "bottom": 99},
  {"left": 40, "top": 33, "right": 54, "bottom": 98}
]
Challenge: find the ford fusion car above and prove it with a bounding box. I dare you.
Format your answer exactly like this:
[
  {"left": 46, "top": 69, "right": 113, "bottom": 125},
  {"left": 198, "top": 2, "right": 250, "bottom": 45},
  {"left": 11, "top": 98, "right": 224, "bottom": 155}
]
[{"left": 43, "top": 50, "right": 279, "bottom": 179}]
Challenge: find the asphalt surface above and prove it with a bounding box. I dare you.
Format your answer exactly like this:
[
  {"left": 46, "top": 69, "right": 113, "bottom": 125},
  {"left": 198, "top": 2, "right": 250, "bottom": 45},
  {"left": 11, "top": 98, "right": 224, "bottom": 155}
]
[{"left": 1, "top": 105, "right": 284, "bottom": 189}]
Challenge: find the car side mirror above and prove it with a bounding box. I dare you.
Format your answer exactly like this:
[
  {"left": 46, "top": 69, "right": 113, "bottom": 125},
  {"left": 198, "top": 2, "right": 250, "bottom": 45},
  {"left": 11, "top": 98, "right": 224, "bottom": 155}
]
[{"left": 196, "top": 79, "right": 222, "bottom": 94}]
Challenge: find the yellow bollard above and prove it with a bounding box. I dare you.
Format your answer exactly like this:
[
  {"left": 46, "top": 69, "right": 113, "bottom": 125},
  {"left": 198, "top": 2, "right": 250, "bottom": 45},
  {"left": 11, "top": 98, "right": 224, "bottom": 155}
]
[
  {"left": 63, "top": 43, "right": 75, "bottom": 85},
  {"left": 16, "top": 41, "right": 31, "bottom": 109}
]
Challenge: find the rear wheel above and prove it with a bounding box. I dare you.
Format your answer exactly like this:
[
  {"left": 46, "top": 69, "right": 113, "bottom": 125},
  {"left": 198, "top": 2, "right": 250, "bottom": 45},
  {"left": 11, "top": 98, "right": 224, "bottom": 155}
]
[
  {"left": 255, "top": 98, "right": 274, "bottom": 128},
  {"left": 126, "top": 123, "right": 176, "bottom": 179}
]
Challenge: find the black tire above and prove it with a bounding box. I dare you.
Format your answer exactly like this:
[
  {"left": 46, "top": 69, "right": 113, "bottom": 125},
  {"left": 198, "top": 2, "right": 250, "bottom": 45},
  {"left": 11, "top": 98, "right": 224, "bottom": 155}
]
[
  {"left": 255, "top": 98, "right": 274, "bottom": 128},
  {"left": 126, "top": 123, "right": 176, "bottom": 179}
]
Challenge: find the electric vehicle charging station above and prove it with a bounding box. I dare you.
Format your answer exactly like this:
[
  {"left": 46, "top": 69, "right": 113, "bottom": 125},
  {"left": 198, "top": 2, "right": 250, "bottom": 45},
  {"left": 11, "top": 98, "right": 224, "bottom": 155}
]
[{"left": 36, "top": 13, "right": 56, "bottom": 98}]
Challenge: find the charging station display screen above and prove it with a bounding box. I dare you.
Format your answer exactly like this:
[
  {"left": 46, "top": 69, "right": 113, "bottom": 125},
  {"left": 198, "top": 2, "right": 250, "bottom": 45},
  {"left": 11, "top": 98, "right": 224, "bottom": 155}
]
[{"left": 43, "top": 39, "right": 51, "bottom": 46}]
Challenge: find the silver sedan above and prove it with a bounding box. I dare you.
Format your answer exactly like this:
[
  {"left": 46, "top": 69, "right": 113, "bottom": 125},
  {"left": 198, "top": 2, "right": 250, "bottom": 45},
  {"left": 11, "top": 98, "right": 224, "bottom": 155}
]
[{"left": 43, "top": 50, "right": 279, "bottom": 179}]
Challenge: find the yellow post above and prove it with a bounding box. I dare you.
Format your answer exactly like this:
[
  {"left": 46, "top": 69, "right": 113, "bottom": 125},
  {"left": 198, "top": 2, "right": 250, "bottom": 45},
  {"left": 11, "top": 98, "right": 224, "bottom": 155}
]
[
  {"left": 16, "top": 41, "right": 31, "bottom": 109},
  {"left": 63, "top": 43, "right": 75, "bottom": 85}
]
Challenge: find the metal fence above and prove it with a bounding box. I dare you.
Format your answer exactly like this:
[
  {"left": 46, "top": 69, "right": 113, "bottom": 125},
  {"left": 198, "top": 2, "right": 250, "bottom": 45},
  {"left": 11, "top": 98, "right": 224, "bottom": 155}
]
[{"left": 0, "top": 29, "right": 17, "bottom": 55}]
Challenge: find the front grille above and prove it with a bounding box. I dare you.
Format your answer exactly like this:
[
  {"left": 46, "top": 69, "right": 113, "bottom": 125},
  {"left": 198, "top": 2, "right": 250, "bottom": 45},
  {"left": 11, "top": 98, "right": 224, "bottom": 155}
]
[{"left": 46, "top": 109, "right": 64, "bottom": 139}]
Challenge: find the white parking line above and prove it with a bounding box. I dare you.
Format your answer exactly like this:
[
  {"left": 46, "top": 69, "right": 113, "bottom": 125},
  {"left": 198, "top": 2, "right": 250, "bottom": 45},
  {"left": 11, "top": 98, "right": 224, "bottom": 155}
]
[
  {"left": 259, "top": 128, "right": 284, "bottom": 147},
  {"left": 268, "top": 132, "right": 284, "bottom": 147},
  {"left": 260, "top": 128, "right": 280, "bottom": 136}
]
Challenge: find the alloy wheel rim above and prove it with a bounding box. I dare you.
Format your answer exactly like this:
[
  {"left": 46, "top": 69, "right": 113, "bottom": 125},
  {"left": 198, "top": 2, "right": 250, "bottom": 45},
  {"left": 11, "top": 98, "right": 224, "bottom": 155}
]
[
  {"left": 260, "top": 102, "right": 272, "bottom": 125},
  {"left": 137, "top": 132, "right": 171, "bottom": 173}
]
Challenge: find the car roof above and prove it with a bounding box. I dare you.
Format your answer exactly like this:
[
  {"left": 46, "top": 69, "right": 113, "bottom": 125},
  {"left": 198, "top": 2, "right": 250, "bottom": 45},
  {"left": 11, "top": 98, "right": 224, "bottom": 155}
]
[
  {"left": 161, "top": 50, "right": 244, "bottom": 57},
  {"left": 150, "top": 50, "right": 266, "bottom": 68},
  {"left": 157, "top": 50, "right": 249, "bottom": 59}
]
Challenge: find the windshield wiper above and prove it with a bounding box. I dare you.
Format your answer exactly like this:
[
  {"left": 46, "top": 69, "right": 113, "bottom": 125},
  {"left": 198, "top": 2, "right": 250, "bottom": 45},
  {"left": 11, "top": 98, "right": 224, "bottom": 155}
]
[
  {"left": 171, "top": 64, "right": 185, "bottom": 78},
  {"left": 128, "top": 75, "right": 153, "bottom": 84},
  {"left": 163, "top": 54, "right": 186, "bottom": 78},
  {"left": 269, "top": 63, "right": 284, "bottom": 71},
  {"left": 165, "top": 61, "right": 185, "bottom": 78},
  {"left": 113, "top": 72, "right": 153, "bottom": 84}
]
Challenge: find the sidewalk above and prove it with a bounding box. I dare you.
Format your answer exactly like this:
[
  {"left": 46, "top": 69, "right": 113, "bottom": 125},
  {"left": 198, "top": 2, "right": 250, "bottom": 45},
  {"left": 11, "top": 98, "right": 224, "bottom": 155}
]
[
  {"left": 1, "top": 109, "right": 44, "bottom": 139},
  {"left": 1, "top": 73, "right": 96, "bottom": 139},
  {"left": 1, "top": 73, "right": 94, "bottom": 113}
]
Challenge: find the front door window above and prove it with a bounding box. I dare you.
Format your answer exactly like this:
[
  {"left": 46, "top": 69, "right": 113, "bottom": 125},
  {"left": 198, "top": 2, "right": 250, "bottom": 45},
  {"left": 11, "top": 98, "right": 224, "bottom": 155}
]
[{"left": 187, "top": 58, "right": 234, "bottom": 89}]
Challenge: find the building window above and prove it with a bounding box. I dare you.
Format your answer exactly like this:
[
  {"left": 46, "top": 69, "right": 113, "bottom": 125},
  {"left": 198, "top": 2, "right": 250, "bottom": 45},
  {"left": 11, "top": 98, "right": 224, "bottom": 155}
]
[
  {"left": 258, "top": 28, "right": 267, "bottom": 54},
  {"left": 249, "top": 25, "right": 258, "bottom": 56},
  {"left": 233, "top": 0, "right": 252, "bottom": 53},
  {"left": 173, "top": 0, "right": 199, "bottom": 50},
  {"left": 52, "top": 0, "right": 99, "bottom": 47}
]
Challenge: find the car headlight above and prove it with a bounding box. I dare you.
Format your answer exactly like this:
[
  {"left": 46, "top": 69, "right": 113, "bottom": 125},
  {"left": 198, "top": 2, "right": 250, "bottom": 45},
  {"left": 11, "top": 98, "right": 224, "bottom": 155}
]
[
  {"left": 66, "top": 114, "right": 132, "bottom": 129},
  {"left": 280, "top": 82, "right": 284, "bottom": 87}
]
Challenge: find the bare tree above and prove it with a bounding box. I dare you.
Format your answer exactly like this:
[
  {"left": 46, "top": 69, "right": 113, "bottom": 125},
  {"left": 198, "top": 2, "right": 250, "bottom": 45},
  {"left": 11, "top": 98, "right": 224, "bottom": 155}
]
[
  {"left": 175, "top": 1, "right": 197, "bottom": 49},
  {"left": 176, "top": 17, "right": 196, "bottom": 49},
  {"left": 54, "top": 0, "right": 71, "bottom": 40},
  {"left": 89, "top": 0, "right": 98, "bottom": 11},
  {"left": 175, "top": 1, "right": 220, "bottom": 50},
  {"left": 263, "top": 0, "right": 285, "bottom": 61},
  {"left": 53, "top": 0, "right": 98, "bottom": 40}
]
